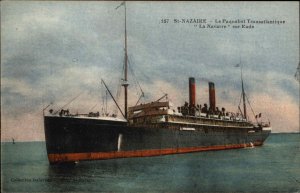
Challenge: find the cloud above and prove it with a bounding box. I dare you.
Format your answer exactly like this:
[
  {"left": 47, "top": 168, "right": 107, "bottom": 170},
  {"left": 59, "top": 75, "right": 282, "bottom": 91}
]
[
  {"left": 2, "top": 77, "right": 37, "bottom": 97},
  {"left": 251, "top": 92, "right": 299, "bottom": 133},
  {"left": 1, "top": 112, "right": 45, "bottom": 142}
]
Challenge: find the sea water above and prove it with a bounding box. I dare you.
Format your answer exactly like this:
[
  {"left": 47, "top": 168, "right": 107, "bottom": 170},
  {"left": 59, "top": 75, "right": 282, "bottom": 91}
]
[{"left": 1, "top": 133, "right": 300, "bottom": 192}]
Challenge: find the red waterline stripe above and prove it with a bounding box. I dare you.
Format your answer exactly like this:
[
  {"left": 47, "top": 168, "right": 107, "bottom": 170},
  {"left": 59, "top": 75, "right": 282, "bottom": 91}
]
[{"left": 48, "top": 142, "right": 263, "bottom": 163}]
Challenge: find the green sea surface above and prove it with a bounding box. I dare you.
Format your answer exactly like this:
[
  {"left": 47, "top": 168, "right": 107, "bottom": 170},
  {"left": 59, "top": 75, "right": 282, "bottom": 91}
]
[{"left": 1, "top": 133, "right": 300, "bottom": 192}]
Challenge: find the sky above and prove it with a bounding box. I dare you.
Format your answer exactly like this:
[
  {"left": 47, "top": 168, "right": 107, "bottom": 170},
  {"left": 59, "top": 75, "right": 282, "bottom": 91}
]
[{"left": 1, "top": 1, "right": 299, "bottom": 141}]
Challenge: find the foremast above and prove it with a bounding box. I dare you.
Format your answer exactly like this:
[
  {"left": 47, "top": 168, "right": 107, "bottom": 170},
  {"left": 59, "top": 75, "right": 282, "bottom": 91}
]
[
  {"left": 122, "top": 2, "right": 129, "bottom": 119},
  {"left": 117, "top": 1, "right": 129, "bottom": 120}
]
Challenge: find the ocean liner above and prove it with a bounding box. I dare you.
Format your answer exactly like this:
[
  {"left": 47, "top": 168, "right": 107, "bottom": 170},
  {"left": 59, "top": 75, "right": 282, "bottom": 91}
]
[{"left": 43, "top": 2, "right": 271, "bottom": 164}]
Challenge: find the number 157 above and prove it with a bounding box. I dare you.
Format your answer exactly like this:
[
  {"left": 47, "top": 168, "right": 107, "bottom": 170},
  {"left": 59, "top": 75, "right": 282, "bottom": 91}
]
[{"left": 161, "top": 19, "right": 169, "bottom": 23}]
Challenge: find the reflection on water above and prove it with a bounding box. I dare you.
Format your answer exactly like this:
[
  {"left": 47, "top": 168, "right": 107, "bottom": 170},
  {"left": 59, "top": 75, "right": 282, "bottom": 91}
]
[{"left": 2, "top": 133, "right": 300, "bottom": 192}]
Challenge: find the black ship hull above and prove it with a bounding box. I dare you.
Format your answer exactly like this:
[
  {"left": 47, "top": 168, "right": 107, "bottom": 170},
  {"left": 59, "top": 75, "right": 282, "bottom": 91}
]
[{"left": 44, "top": 116, "right": 271, "bottom": 164}]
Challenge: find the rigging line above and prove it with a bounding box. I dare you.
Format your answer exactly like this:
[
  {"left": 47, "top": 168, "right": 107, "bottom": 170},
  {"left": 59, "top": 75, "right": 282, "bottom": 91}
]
[
  {"left": 238, "top": 91, "right": 243, "bottom": 107},
  {"left": 101, "top": 82, "right": 105, "bottom": 113},
  {"left": 128, "top": 58, "right": 145, "bottom": 106},
  {"left": 41, "top": 102, "right": 53, "bottom": 116},
  {"left": 156, "top": 93, "right": 168, "bottom": 102},
  {"left": 245, "top": 93, "right": 258, "bottom": 123},
  {"left": 101, "top": 81, "right": 111, "bottom": 115},
  {"left": 127, "top": 56, "right": 169, "bottom": 99},
  {"left": 54, "top": 91, "right": 84, "bottom": 114},
  {"left": 101, "top": 79, "right": 126, "bottom": 119},
  {"left": 128, "top": 55, "right": 152, "bottom": 82},
  {"left": 240, "top": 59, "right": 247, "bottom": 119},
  {"left": 113, "top": 62, "right": 125, "bottom": 116},
  {"left": 135, "top": 94, "right": 144, "bottom": 106},
  {"left": 128, "top": 59, "right": 144, "bottom": 95},
  {"left": 238, "top": 105, "right": 244, "bottom": 117},
  {"left": 128, "top": 63, "right": 139, "bottom": 95},
  {"left": 116, "top": 78, "right": 122, "bottom": 99},
  {"left": 105, "top": 90, "right": 108, "bottom": 114},
  {"left": 43, "top": 103, "right": 52, "bottom": 112},
  {"left": 101, "top": 81, "right": 105, "bottom": 113},
  {"left": 101, "top": 97, "right": 104, "bottom": 115},
  {"left": 127, "top": 56, "right": 169, "bottom": 101},
  {"left": 89, "top": 103, "right": 98, "bottom": 111}
]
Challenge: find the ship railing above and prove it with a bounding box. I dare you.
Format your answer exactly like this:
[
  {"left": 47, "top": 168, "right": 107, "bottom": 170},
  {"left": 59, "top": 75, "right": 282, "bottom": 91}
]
[
  {"left": 46, "top": 109, "right": 118, "bottom": 118},
  {"left": 169, "top": 114, "right": 249, "bottom": 126},
  {"left": 200, "top": 113, "right": 206, "bottom": 117},
  {"left": 260, "top": 121, "right": 271, "bottom": 127},
  {"left": 186, "top": 113, "right": 247, "bottom": 123},
  {"left": 222, "top": 116, "right": 231, "bottom": 120},
  {"left": 128, "top": 101, "right": 170, "bottom": 112}
]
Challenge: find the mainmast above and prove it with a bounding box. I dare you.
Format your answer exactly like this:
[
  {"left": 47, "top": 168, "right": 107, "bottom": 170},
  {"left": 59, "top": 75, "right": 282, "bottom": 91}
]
[
  {"left": 240, "top": 61, "right": 247, "bottom": 120},
  {"left": 123, "top": 2, "right": 128, "bottom": 119},
  {"left": 241, "top": 70, "right": 247, "bottom": 120},
  {"left": 117, "top": 2, "right": 129, "bottom": 119}
]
